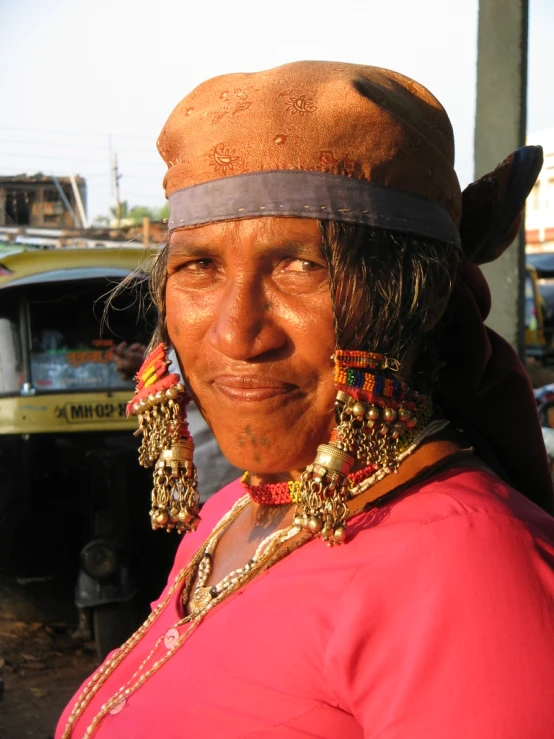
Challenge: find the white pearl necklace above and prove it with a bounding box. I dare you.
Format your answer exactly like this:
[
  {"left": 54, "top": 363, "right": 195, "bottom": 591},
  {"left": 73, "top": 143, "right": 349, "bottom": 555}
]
[{"left": 189, "top": 512, "right": 301, "bottom": 617}]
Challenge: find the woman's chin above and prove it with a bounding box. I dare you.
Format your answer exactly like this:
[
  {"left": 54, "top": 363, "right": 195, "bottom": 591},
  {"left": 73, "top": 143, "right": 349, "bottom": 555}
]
[
  {"left": 204, "top": 411, "right": 336, "bottom": 475},
  {"left": 222, "top": 446, "right": 318, "bottom": 478}
]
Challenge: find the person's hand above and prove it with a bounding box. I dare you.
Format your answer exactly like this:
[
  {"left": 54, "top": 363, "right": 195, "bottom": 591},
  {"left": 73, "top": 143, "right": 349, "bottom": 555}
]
[{"left": 112, "top": 342, "right": 146, "bottom": 381}]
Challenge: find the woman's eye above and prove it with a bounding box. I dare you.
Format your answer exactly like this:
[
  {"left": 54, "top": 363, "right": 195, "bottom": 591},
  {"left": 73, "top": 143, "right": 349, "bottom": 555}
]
[
  {"left": 173, "top": 258, "right": 214, "bottom": 272},
  {"left": 185, "top": 259, "right": 213, "bottom": 270},
  {"left": 281, "top": 259, "right": 322, "bottom": 273}
]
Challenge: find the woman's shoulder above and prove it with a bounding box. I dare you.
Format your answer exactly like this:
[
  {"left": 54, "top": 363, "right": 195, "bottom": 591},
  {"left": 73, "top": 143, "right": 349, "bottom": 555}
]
[
  {"left": 382, "top": 463, "right": 552, "bottom": 527},
  {"left": 346, "top": 464, "right": 554, "bottom": 557},
  {"left": 334, "top": 465, "right": 554, "bottom": 626}
]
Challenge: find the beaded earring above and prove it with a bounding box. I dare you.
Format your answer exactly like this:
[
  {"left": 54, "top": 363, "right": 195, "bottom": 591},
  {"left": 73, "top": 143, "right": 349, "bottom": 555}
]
[
  {"left": 294, "top": 350, "right": 428, "bottom": 546},
  {"left": 127, "top": 344, "right": 200, "bottom": 534}
]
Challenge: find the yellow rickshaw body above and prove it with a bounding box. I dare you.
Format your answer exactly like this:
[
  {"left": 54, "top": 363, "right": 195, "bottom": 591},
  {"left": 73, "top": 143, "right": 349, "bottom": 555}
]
[{"left": 0, "top": 243, "right": 157, "bottom": 435}]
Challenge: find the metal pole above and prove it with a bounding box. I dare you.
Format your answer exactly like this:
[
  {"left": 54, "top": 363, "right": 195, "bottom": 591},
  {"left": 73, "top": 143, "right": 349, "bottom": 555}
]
[
  {"left": 142, "top": 216, "right": 150, "bottom": 247},
  {"left": 69, "top": 172, "right": 89, "bottom": 229},
  {"left": 113, "top": 153, "right": 122, "bottom": 228},
  {"left": 51, "top": 175, "right": 80, "bottom": 228}
]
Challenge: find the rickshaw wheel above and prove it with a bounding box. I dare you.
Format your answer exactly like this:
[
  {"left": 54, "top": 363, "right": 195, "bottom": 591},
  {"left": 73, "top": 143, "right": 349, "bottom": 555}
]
[{"left": 93, "top": 599, "right": 140, "bottom": 661}]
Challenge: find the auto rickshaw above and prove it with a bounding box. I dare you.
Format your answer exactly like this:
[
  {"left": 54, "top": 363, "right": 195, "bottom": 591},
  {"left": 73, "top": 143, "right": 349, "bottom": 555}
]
[
  {"left": 0, "top": 241, "right": 176, "bottom": 658},
  {"left": 525, "top": 259, "right": 554, "bottom": 364}
]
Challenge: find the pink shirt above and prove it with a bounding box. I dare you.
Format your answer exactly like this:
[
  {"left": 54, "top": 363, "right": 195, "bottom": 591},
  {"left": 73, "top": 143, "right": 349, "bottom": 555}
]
[{"left": 57, "top": 468, "right": 554, "bottom": 738}]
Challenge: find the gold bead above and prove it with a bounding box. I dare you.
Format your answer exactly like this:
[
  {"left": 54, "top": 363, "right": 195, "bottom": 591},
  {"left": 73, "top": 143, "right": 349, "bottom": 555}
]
[
  {"left": 333, "top": 526, "right": 347, "bottom": 542},
  {"left": 352, "top": 402, "right": 366, "bottom": 418},
  {"left": 307, "top": 517, "right": 323, "bottom": 533},
  {"left": 383, "top": 407, "right": 396, "bottom": 422},
  {"left": 366, "top": 405, "right": 380, "bottom": 420},
  {"left": 154, "top": 510, "right": 169, "bottom": 525}
]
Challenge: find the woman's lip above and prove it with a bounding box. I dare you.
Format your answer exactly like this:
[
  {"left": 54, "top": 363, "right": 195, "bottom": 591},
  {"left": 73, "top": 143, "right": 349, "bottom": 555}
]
[{"left": 212, "top": 375, "right": 297, "bottom": 402}]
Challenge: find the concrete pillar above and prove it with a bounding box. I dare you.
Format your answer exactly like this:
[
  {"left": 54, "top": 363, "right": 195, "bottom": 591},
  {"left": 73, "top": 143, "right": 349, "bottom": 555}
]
[{"left": 474, "top": 0, "right": 528, "bottom": 356}]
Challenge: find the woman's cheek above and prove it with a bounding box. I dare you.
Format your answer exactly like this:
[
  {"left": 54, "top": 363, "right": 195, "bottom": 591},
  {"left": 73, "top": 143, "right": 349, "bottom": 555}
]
[{"left": 167, "top": 282, "right": 200, "bottom": 325}]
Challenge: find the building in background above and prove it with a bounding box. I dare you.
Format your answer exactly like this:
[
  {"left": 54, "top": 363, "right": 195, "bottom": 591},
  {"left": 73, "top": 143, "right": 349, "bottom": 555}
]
[
  {"left": 527, "top": 128, "right": 554, "bottom": 254},
  {"left": 0, "top": 174, "right": 86, "bottom": 229}
]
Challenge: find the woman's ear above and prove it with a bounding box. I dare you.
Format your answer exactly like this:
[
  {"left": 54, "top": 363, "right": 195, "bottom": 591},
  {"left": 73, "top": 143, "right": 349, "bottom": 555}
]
[{"left": 459, "top": 145, "right": 543, "bottom": 265}]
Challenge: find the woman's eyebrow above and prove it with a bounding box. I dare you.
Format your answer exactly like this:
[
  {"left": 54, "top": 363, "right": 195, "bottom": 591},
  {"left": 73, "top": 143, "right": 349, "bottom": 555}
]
[
  {"left": 167, "top": 239, "right": 325, "bottom": 259},
  {"left": 167, "top": 241, "right": 220, "bottom": 258},
  {"left": 261, "top": 241, "right": 324, "bottom": 257}
]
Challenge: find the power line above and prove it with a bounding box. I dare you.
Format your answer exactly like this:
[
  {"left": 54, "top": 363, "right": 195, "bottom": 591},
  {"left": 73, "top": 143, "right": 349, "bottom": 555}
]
[
  {"left": 0, "top": 151, "right": 161, "bottom": 167},
  {"left": 0, "top": 138, "right": 156, "bottom": 154},
  {"left": 0, "top": 126, "right": 154, "bottom": 141},
  {"left": 118, "top": 174, "right": 164, "bottom": 181},
  {"left": 124, "top": 192, "right": 167, "bottom": 200},
  {"left": 0, "top": 151, "right": 109, "bottom": 164}
]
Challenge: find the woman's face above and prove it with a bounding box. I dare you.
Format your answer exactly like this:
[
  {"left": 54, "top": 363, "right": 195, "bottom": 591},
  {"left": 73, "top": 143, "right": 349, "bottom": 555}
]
[{"left": 165, "top": 217, "right": 337, "bottom": 476}]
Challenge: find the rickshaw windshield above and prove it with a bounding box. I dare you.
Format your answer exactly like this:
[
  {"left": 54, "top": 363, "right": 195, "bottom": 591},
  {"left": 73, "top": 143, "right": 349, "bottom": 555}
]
[
  {"left": 0, "top": 276, "right": 154, "bottom": 395},
  {"left": 0, "top": 304, "right": 22, "bottom": 394}
]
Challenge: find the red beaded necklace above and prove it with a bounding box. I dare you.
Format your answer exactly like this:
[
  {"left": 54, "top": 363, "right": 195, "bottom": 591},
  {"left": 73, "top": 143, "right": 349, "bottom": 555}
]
[{"left": 241, "top": 464, "right": 377, "bottom": 505}]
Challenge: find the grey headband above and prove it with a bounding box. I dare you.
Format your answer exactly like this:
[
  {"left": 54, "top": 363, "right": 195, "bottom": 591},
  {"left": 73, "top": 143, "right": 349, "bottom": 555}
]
[{"left": 167, "top": 170, "right": 461, "bottom": 247}]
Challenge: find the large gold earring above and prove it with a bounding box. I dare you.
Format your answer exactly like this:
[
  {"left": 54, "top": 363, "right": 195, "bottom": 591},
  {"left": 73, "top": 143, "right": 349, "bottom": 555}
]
[{"left": 127, "top": 344, "right": 201, "bottom": 534}]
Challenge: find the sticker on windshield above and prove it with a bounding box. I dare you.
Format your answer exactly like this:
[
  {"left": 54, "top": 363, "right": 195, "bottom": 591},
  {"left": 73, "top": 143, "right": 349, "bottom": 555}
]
[{"left": 66, "top": 349, "right": 114, "bottom": 367}]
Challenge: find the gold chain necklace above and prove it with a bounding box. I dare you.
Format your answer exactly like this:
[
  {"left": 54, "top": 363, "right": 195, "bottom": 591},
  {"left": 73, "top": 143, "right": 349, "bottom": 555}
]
[{"left": 61, "top": 496, "right": 249, "bottom": 739}]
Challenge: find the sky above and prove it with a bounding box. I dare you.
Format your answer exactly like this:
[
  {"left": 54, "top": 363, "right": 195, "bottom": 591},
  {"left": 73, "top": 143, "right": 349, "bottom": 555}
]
[{"left": 1, "top": 0, "right": 553, "bottom": 223}]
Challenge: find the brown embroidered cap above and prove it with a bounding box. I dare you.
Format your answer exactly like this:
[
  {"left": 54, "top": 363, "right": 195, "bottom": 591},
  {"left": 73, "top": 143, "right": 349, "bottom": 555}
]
[{"left": 157, "top": 60, "right": 462, "bottom": 245}]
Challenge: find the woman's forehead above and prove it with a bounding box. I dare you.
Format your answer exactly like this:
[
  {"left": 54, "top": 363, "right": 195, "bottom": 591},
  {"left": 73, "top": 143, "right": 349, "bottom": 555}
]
[{"left": 168, "top": 217, "right": 322, "bottom": 249}]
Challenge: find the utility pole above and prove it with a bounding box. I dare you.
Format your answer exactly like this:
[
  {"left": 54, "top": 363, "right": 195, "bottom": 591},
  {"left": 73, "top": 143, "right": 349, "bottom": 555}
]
[
  {"left": 113, "top": 152, "right": 122, "bottom": 227},
  {"left": 474, "top": 0, "right": 529, "bottom": 356}
]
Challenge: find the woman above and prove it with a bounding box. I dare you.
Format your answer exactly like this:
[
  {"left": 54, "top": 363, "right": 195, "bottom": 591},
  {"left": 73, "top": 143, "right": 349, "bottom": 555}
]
[{"left": 57, "top": 61, "right": 554, "bottom": 738}]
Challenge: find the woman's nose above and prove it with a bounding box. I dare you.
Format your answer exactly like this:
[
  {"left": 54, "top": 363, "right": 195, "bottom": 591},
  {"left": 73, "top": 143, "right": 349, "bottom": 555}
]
[{"left": 206, "top": 277, "right": 287, "bottom": 361}]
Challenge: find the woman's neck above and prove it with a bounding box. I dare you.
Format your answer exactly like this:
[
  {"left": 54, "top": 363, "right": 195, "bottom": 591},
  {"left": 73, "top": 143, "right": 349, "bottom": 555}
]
[{"left": 249, "top": 469, "right": 303, "bottom": 486}]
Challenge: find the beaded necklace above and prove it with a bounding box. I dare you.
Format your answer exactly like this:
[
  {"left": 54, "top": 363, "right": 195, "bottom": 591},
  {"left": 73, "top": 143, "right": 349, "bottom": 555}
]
[{"left": 241, "top": 464, "right": 376, "bottom": 505}]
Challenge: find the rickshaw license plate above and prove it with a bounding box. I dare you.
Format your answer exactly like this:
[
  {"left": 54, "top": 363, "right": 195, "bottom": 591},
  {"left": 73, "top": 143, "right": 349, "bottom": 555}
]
[{"left": 56, "top": 402, "right": 128, "bottom": 423}]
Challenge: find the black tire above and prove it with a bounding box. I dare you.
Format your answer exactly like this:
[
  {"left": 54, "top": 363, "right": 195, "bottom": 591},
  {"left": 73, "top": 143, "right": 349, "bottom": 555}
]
[{"left": 92, "top": 600, "right": 139, "bottom": 661}]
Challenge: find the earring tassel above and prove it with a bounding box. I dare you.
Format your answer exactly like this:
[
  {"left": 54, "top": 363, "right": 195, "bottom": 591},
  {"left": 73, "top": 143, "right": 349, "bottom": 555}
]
[
  {"left": 294, "top": 443, "right": 354, "bottom": 546},
  {"left": 128, "top": 344, "right": 201, "bottom": 534}
]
